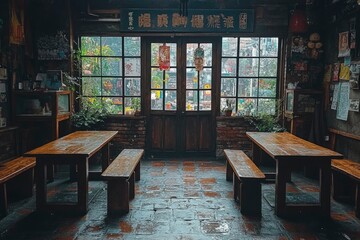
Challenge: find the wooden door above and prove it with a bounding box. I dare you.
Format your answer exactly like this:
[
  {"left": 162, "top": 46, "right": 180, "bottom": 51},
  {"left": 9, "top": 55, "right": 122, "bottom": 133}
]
[{"left": 145, "top": 37, "right": 219, "bottom": 157}]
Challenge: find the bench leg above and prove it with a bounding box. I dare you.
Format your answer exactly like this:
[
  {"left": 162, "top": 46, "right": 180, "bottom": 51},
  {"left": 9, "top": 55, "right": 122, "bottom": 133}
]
[
  {"left": 16, "top": 169, "right": 34, "bottom": 198},
  {"left": 226, "top": 160, "right": 233, "bottom": 182},
  {"left": 240, "top": 181, "right": 262, "bottom": 216},
  {"left": 135, "top": 162, "right": 141, "bottom": 181},
  {"left": 0, "top": 183, "right": 8, "bottom": 217},
  {"left": 233, "top": 173, "right": 240, "bottom": 202},
  {"left": 108, "top": 179, "right": 129, "bottom": 215},
  {"left": 356, "top": 183, "right": 360, "bottom": 218},
  {"left": 332, "top": 171, "right": 351, "bottom": 201},
  {"left": 129, "top": 173, "right": 135, "bottom": 200}
]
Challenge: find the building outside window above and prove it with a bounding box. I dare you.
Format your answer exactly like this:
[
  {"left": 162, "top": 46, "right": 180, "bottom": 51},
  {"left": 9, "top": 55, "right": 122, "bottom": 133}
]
[
  {"left": 220, "top": 37, "right": 279, "bottom": 116},
  {"left": 80, "top": 36, "right": 141, "bottom": 115}
]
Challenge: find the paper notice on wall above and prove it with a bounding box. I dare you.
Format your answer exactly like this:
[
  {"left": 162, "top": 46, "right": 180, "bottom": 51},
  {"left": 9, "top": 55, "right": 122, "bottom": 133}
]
[
  {"left": 0, "top": 83, "right": 5, "bottom": 93},
  {"left": 331, "top": 83, "right": 340, "bottom": 110},
  {"left": 336, "top": 82, "right": 350, "bottom": 121}
]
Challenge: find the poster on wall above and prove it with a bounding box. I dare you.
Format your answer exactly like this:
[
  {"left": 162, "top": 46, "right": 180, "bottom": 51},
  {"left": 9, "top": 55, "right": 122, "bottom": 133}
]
[
  {"left": 349, "top": 99, "right": 360, "bottom": 112},
  {"left": 338, "top": 31, "right": 350, "bottom": 57},
  {"left": 350, "top": 18, "right": 356, "bottom": 49},
  {"left": 336, "top": 82, "right": 350, "bottom": 121},
  {"left": 331, "top": 83, "right": 340, "bottom": 110},
  {"left": 332, "top": 62, "right": 340, "bottom": 81},
  {"left": 339, "top": 63, "right": 350, "bottom": 80}
]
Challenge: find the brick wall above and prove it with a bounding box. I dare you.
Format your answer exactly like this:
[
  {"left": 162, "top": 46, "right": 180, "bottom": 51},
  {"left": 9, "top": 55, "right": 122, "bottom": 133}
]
[
  {"left": 103, "top": 116, "right": 146, "bottom": 159},
  {"left": 216, "top": 116, "right": 256, "bottom": 159}
]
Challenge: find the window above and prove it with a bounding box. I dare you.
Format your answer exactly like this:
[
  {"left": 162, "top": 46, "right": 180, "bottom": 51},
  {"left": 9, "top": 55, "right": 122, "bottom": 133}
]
[
  {"left": 220, "top": 37, "right": 279, "bottom": 116},
  {"left": 81, "top": 36, "right": 141, "bottom": 114}
]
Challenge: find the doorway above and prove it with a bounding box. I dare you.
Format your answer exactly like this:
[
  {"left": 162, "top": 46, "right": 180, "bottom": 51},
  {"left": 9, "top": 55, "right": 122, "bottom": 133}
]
[{"left": 144, "top": 37, "right": 220, "bottom": 157}]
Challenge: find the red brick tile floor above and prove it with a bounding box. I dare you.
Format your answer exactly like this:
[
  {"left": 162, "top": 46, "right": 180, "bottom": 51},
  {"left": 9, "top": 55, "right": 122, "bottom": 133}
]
[{"left": 1, "top": 158, "right": 360, "bottom": 239}]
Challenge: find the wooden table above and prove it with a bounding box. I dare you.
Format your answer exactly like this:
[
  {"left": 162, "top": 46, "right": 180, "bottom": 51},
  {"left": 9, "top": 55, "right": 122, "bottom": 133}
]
[
  {"left": 24, "top": 131, "right": 118, "bottom": 215},
  {"left": 246, "top": 132, "right": 343, "bottom": 218}
]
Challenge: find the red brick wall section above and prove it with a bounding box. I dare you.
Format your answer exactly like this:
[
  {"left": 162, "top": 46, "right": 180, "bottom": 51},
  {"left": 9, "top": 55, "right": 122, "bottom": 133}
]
[
  {"left": 216, "top": 117, "right": 256, "bottom": 159},
  {"left": 103, "top": 116, "right": 146, "bottom": 159}
]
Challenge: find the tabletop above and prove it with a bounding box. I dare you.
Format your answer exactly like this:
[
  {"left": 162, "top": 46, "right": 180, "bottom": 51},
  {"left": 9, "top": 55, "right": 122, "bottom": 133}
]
[
  {"left": 246, "top": 132, "right": 343, "bottom": 160},
  {"left": 24, "top": 131, "right": 118, "bottom": 157}
]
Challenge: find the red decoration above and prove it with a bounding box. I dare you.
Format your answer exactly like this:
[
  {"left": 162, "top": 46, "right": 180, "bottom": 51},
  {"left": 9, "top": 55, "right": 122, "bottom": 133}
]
[
  {"left": 159, "top": 44, "right": 170, "bottom": 71},
  {"left": 289, "top": 7, "right": 308, "bottom": 33}
]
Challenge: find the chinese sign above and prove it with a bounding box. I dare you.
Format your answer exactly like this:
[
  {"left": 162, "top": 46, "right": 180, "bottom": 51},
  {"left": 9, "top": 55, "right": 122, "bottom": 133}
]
[{"left": 122, "top": 9, "right": 254, "bottom": 33}]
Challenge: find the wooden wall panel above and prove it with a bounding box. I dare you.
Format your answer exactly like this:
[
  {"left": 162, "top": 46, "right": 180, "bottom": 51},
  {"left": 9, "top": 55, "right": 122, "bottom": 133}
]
[
  {"left": 185, "top": 116, "right": 198, "bottom": 152},
  {"left": 163, "top": 116, "right": 177, "bottom": 151},
  {"left": 150, "top": 116, "right": 163, "bottom": 150}
]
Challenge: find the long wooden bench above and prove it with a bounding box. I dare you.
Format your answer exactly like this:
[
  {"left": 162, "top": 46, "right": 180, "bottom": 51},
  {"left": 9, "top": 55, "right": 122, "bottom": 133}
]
[
  {"left": 224, "top": 149, "right": 265, "bottom": 215},
  {"left": 0, "top": 157, "right": 36, "bottom": 217},
  {"left": 329, "top": 128, "right": 360, "bottom": 218},
  {"left": 101, "top": 149, "right": 144, "bottom": 215}
]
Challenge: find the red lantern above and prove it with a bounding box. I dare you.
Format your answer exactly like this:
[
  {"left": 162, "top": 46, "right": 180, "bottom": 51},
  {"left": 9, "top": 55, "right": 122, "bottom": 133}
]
[{"left": 289, "top": 6, "right": 308, "bottom": 33}]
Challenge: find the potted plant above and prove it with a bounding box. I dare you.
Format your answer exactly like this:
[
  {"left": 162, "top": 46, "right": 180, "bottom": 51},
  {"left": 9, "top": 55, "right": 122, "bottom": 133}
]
[
  {"left": 71, "top": 97, "right": 110, "bottom": 130},
  {"left": 132, "top": 98, "right": 141, "bottom": 116}
]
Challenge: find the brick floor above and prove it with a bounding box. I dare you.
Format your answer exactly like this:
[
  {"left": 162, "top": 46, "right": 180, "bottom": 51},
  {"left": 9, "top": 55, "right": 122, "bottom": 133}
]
[{"left": 1, "top": 158, "right": 360, "bottom": 239}]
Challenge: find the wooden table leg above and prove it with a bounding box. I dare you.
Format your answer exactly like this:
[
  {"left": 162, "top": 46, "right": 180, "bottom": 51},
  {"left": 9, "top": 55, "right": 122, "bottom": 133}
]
[
  {"left": 275, "top": 160, "right": 287, "bottom": 217},
  {"left": 36, "top": 158, "right": 47, "bottom": 211},
  {"left": 252, "top": 142, "right": 261, "bottom": 166},
  {"left": 226, "top": 160, "right": 233, "bottom": 182},
  {"left": 320, "top": 160, "right": 331, "bottom": 218},
  {"left": 135, "top": 162, "right": 141, "bottom": 181},
  {"left": 102, "top": 143, "right": 110, "bottom": 172},
  {"left": 77, "top": 158, "right": 89, "bottom": 214}
]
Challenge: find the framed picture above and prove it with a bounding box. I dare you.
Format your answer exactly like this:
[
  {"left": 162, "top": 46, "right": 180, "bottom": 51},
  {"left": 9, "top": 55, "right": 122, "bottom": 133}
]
[
  {"left": 349, "top": 99, "right": 360, "bottom": 112},
  {"left": 46, "top": 70, "right": 63, "bottom": 90}
]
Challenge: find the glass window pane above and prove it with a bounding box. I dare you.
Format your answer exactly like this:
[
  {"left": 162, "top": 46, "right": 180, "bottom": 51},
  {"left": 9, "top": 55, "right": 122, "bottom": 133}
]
[
  {"left": 165, "top": 90, "right": 177, "bottom": 110},
  {"left": 199, "top": 68, "right": 212, "bottom": 89},
  {"left": 151, "top": 68, "right": 163, "bottom": 89},
  {"left": 260, "top": 38, "right": 278, "bottom": 57},
  {"left": 82, "top": 77, "right": 101, "bottom": 96},
  {"left": 169, "top": 43, "right": 177, "bottom": 66},
  {"left": 124, "top": 58, "right": 141, "bottom": 76},
  {"left": 186, "top": 68, "right": 198, "bottom": 89},
  {"left": 186, "top": 43, "right": 197, "bottom": 67},
  {"left": 151, "top": 43, "right": 161, "bottom": 66},
  {"left": 102, "top": 58, "right": 122, "bottom": 76},
  {"left": 165, "top": 68, "right": 177, "bottom": 89},
  {"left": 102, "top": 78, "right": 122, "bottom": 96},
  {"left": 124, "top": 97, "right": 141, "bottom": 112},
  {"left": 82, "top": 57, "right": 101, "bottom": 76},
  {"left": 81, "top": 37, "right": 100, "bottom": 56},
  {"left": 222, "top": 37, "right": 238, "bottom": 57},
  {"left": 125, "top": 78, "right": 141, "bottom": 96},
  {"left": 221, "top": 58, "right": 237, "bottom": 76},
  {"left": 238, "top": 78, "right": 258, "bottom": 97},
  {"left": 200, "top": 43, "right": 212, "bottom": 66},
  {"left": 259, "top": 78, "right": 276, "bottom": 97},
  {"left": 101, "top": 37, "right": 121, "bottom": 56},
  {"left": 151, "top": 90, "right": 163, "bottom": 110},
  {"left": 238, "top": 98, "right": 257, "bottom": 116},
  {"left": 258, "top": 99, "right": 276, "bottom": 115},
  {"left": 102, "top": 97, "right": 123, "bottom": 114},
  {"left": 239, "top": 58, "right": 259, "bottom": 77},
  {"left": 220, "top": 98, "right": 235, "bottom": 112},
  {"left": 239, "top": 38, "right": 259, "bottom": 57},
  {"left": 259, "top": 58, "right": 277, "bottom": 77},
  {"left": 186, "top": 91, "right": 198, "bottom": 111},
  {"left": 221, "top": 78, "right": 236, "bottom": 97},
  {"left": 200, "top": 90, "right": 211, "bottom": 111},
  {"left": 124, "top": 37, "right": 141, "bottom": 56}
]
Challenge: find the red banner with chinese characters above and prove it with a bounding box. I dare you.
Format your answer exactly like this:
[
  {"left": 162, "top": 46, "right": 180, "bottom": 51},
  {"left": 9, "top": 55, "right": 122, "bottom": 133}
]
[{"left": 159, "top": 44, "right": 170, "bottom": 71}]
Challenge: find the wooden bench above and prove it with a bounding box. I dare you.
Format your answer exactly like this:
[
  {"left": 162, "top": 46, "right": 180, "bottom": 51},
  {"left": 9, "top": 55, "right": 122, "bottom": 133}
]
[
  {"left": 0, "top": 157, "right": 36, "bottom": 217},
  {"left": 329, "top": 128, "right": 360, "bottom": 217},
  {"left": 101, "top": 149, "right": 144, "bottom": 215},
  {"left": 224, "top": 149, "right": 265, "bottom": 215}
]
